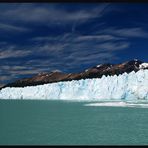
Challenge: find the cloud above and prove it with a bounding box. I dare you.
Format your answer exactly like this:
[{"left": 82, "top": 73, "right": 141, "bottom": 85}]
[
  {"left": 0, "top": 76, "right": 10, "bottom": 81},
  {"left": 100, "top": 27, "right": 148, "bottom": 38},
  {"left": 0, "top": 29, "right": 134, "bottom": 85},
  {"left": 26, "top": 32, "right": 130, "bottom": 73},
  {"left": 0, "top": 3, "right": 109, "bottom": 24},
  {"left": 23, "top": 31, "right": 131, "bottom": 61},
  {"left": 0, "top": 62, "right": 63, "bottom": 85},
  {"left": 29, "top": 33, "right": 130, "bottom": 59},
  {"left": 1, "top": 3, "right": 148, "bottom": 85},
  {"left": 9, "top": 69, "right": 47, "bottom": 75},
  {"left": 0, "top": 23, "right": 30, "bottom": 33},
  {"left": 0, "top": 64, "right": 52, "bottom": 84},
  {"left": 0, "top": 45, "right": 31, "bottom": 59},
  {"left": 74, "top": 34, "right": 125, "bottom": 42},
  {"left": 0, "top": 26, "right": 137, "bottom": 74},
  {"left": 0, "top": 74, "right": 16, "bottom": 86},
  {"left": 97, "top": 42, "right": 130, "bottom": 51}
]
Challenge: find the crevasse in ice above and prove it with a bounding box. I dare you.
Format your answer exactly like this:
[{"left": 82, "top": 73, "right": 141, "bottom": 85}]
[{"left": 0, "top": 69, "right": 148, "bottom": 100}]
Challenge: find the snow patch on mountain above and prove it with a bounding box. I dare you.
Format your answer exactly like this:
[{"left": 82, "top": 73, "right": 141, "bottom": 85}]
[
  {"left": 139, "top": 63, "right": 148, "bottom": 69},
  {"left": 97, "top": 64, "right": 102, "bottom": 68}
]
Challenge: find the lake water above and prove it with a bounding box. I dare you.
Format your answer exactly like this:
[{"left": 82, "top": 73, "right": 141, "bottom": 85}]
[{"left": 1, "top": 99, "right": 148, "bottom": 145}]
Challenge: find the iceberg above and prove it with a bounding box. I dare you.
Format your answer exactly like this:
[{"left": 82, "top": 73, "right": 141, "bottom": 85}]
[{"left": 0, "top": 69, "right": 148, "bottom": 100}]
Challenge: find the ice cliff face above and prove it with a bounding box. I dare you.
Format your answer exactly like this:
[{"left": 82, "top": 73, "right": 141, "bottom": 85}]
[{"left": 0, "top": 69, "right": 148, "bottom": 100}]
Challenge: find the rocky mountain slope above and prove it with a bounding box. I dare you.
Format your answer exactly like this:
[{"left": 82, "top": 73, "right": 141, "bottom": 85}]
[{"left": 1, "top": 59, "right": 148, "bottom": 89}]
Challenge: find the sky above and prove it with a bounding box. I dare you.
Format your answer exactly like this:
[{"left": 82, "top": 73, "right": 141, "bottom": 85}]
[{"left": 0, "top": 3, "right": 148, "bottom": 86}]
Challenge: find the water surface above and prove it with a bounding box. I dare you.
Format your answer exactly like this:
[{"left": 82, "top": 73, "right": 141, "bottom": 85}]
[{"left": 0, "top": 99, "right": 148, "bottom": 145}]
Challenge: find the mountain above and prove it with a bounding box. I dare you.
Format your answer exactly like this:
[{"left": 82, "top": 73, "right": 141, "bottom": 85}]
[
  {"left": 1, "top": 59, "right": 148, "bottom": 100},
  {"left": 1, "top": 59, "right": 148, "bottom": 90}
]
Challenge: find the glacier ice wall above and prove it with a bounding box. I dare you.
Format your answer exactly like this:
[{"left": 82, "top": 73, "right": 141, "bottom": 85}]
[{"left": 0, "top": 69, "right": 148, "bottom": 100}]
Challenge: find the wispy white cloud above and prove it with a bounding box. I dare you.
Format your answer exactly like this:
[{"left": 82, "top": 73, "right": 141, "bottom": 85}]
[
  {"left": 0, "top": 30, "right": 130, "bottom": 63},
  {"left": 0, "top": 4, "right": 109, "bottom": 36},
  {"left": 99, "top": 27, "right": 148, "bottom": 38},
  {"left": 25, "top": 32, "right": 130, "bottom": 72},
  {"left": 0, "top": 23, "right": 30, "bottom": 33},
  {"left": 4, "top": 26, "right": 146, "bottom": 62},
  {"left": 29, "top": 34, "right": 129, "bottom": 59},
  {"left": 74, "top": 34, "right": 125, "bottom": 42},
  {"left": 97, "top": 42, "right": 130, "bottom": 51},
  {"left": 0, "top": 45, "right": 31, "bottom": 59},
  {"left": 0, "top": 3, "right": 109, "bottom": 24}
]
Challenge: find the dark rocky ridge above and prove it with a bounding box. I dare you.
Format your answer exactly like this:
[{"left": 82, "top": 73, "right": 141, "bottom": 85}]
[{"left": 1, "top": 59, "right": 147, "bottom": 90}]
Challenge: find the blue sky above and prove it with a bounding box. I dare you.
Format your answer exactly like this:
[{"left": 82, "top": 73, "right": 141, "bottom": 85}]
[{"left": 0, "top": 3, "right": 148, "bottom": 86}]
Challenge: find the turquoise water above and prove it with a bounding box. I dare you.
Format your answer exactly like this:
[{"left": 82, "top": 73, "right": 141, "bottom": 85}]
[{"left": 1, "top": 100, "right": 148, "bottom": 145}]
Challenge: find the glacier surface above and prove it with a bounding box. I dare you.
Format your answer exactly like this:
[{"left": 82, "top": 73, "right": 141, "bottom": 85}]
[{"left": 0, "top": 69, "right": 148, "bottom": 100}]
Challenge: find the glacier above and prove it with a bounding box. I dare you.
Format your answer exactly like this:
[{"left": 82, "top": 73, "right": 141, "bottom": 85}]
[{"left": 0, "top": 69, "right": 148, "bottom": 101}]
